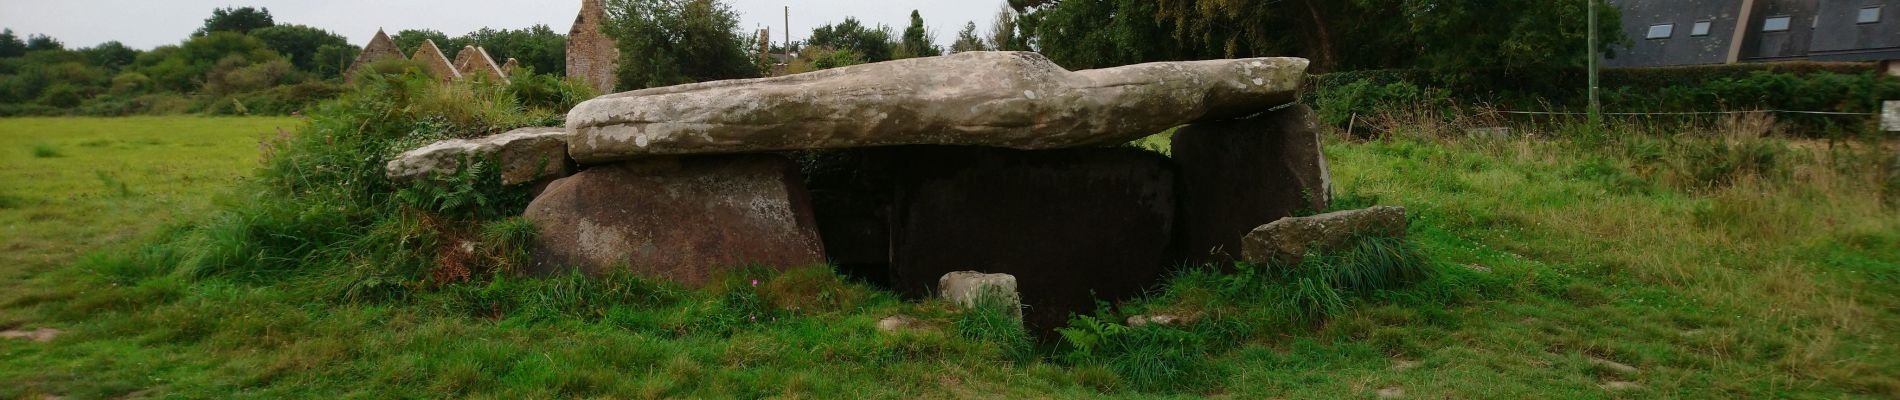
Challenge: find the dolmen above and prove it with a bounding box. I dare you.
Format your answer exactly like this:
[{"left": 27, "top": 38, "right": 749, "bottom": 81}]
[{"left": 386, "top": 51, "right": 1332, "bottom": 330}]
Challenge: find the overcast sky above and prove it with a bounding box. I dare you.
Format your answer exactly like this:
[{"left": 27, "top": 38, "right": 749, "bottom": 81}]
[{"left": 0, "top": 0, "right": 1003, "bottom": 51}]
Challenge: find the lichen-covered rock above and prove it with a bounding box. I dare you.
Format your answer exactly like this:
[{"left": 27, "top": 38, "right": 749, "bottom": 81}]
[
  {"left": 523, "top": 154, "right": 826, "bottom": 285},
  {"left": 938, "top": 271, "right": 1022, "bottom": 320},
  {"left": 1241, "top": 206, "right": 1408, "bottom": 266},
  {"left": 385, "top": 127, "right": 570, "bottom": 185},
  {"left": 1173, "top": 105, "right": 1332, "bottom": 263},
  {"left": 565, "top": 51, "right": 1308, "bottom": 163}
]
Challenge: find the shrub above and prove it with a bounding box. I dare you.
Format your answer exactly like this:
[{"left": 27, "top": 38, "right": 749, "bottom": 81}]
[{"left": 31, "top": 144, "right": 61, "bottom": 158}]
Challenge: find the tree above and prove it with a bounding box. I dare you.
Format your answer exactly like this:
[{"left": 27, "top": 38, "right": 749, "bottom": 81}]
[
  {"left": 950, "top": 22, "right": 989, "bottom": 53},
  {"left": 808, "top": 18, "right": 894, "bottom": 62},
  {"left": 195, "top": 7, "right": 276, "bottom": 36},
  {"left": 1029, "top": 0, "right": 1624, "bottom": 75},
  {"left": 81, "top": 41, "right": 140, "bottom": 70},
  {"left": 25, "top": 34, "right": 63, "bottom": 52},
  {"left": 134, "top": 32, "right": 282, "bottom": 92},
  {"left": 391, "top": 29, "right": 463, "bottom": 55},
  {"left": 311, "top": 44, "right": 360, "bottom": 79},
  {"left": 603, "top": 0, "right": 760, "bottom": 90},
  {"left": 895, "top": 10, "right": 942, "bottom": 58},
  {"left": 0, "top": 29, "right": 26, "bottom": 58},
  {"left": 250, "top": 24, "right": 352, "bottom": 76},
  {"left": 987, "top": 6, "right": 1026, "bottom": 51},
  {"left": 459, "top": 25, "right": 567, "bottom": 75}
]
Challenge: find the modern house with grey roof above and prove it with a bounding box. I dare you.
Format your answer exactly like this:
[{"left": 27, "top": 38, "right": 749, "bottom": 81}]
[{"left": 1606, "top": 0, "right": 1899, "bottom": 71}]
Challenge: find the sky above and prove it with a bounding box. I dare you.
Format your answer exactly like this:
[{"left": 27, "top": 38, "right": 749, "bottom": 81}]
[{"left": 0, "top": 0, "right": 1004, "bottom": 51}]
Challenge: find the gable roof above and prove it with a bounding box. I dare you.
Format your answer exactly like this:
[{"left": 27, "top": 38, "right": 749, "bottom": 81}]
[
  {"left": 345, "top": 29, "right": 405, "bottom": 82},
  {"left": 411, "top": 39, "right": 463, "bottom": 81}
]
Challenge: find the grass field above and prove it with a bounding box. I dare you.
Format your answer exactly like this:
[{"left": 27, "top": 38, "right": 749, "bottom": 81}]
[{"left": 2, "top": 115, "right": 1898, "bottom": 398}]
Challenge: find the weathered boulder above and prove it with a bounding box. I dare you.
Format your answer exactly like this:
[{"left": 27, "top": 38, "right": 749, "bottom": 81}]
[
  {"left": 938, "top": 271, "right": 1023, "bottom": 320},
  {"left": 523, "top": 155, "right": 827, "bottom": 284},
  {"left": 385, "top": 127, "right": 571, "bottom": 185},
  {"left": 1241, "top": 206, "right": 1407, "bottom": 266},
  {"left": 1173, "top": 105, "right": 1332, "bottom": 263},
  {"left": 884, "top": 146, "right": 1176, "bottom": 331},
  {"left": 566, "top": 51, "right": 1308, "bottom": 163}
]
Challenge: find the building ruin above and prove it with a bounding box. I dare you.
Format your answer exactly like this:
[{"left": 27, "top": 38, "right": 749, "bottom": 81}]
[
  {"left": 343, "top": 29, "right": 517, "bottom": 84},
  {"left": 566, "top": 0, "right": 620, "bottom": 93}
]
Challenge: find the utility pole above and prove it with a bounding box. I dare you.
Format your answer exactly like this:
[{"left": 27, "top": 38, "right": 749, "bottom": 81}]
[
  {"left": 1588, "top": 0, "right": 1602, "bottom": 131},
  {"left": 784, "top": 6, "right": 791, "bottom": 59}
]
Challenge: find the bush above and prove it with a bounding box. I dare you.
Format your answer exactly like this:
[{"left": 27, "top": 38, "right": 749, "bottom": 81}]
[
  {"left": 128, "top": 68, "right": 591, "bottom": 304},
  {"left": 1310, "top": 62, "right": 1899, "bottom": 137}
]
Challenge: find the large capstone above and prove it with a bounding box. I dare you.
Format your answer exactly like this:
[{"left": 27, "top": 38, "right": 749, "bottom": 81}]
[
  {"left": 385, "top": 127, "right": 571, "bottom": 185},
  {"left": 523, "top": 154, "right": 827, "bottom": 284},
  {"left": 1241, "top": 206, "right": 1408, "bottom": 266},
  {"left": 1172, "top": 105, "right": 1332, "bottom": 263},
  {"left": 880, "top": 146, "right": 1176, "bottom": 331},
  {"left": 566, "top": 51, "right": 1309, "bottom": 163}
]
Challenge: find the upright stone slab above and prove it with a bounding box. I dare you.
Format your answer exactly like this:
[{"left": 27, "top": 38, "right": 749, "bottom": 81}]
[
  {"left": 885, "top": 147, "right": 1176, "bottom": 331},
  {"left": 566, "top": 52, "right": 1308, "bottom": 163},
  {"left": 523, "top": 155, "right": 827, "bottom": 285},
  {"left": 1172, "top": 105, "right": 1332, "bottom": 263}
]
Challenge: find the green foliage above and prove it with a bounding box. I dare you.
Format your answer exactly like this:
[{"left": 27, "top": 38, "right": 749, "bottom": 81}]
[
  {"left": 953, "top": 291, "right": 1035, "bottom": 363},
  {"left": 0, "top": 29, "right": 26, "bottom": 58},
  {"left": 1311, "top": 64, "right": 1900, "bottom": 136},
  {"left": 1029, "top": 0, "right": 1624, "bottom": 74},
  {"left": 30, "top": 143, "right": 60, "bottom": 158},
  {"left": 950, "top": 21, "right": 988, "bottom": 53},
  {"left": 603, "top": 0, "right": 761, "bottom": 90},
  {"left": 24, "top": 34, "right": 62, "bottom": 52},
  {"left": 467, "top": 26, "right": 568, "bottom": 76},
  {"left": 195, "top": 6, "right": 276, "bottom": 36},
  {"left": 249, "top": 24, "right": 354, "bottom": 78},
  {"left": 807, "top": 18, "right": 895, "bottom": 63},
  {"left": 391, "top": 29, "right": 462, "bottom": 55},
  {"left": 894, "top": 10, "right": 942, "bottom": 59},
  {"left": 807, "top": 47, "right": 865, "bottom": 70}
]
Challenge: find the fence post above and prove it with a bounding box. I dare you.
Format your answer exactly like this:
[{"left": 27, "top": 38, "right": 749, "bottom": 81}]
[{"left": 1884, "top": 101, "right": 1900, "bottom": 175}]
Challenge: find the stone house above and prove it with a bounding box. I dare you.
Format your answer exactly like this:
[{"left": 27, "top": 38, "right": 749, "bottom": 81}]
[{"left": 1607, "top": 0, "right": 1900, "bottom": 71}]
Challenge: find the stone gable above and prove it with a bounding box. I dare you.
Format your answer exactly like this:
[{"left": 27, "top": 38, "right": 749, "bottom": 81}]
[
  {"left": 455, "top": 45, "right": 509, "bottom": 83},
  {"left": 567, "top": 0, "right": 620, "bottom": 93},
  {"left": 411, "top": 39, "right": 462, "bottom": 82},
  {"left": 345, "top": 29, "right": 405, "bottom": 83}
]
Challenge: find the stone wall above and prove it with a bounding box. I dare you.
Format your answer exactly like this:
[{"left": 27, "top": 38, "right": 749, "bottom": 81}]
[{"left": 567, "top": 0, "right": 620, "bottom": 93}]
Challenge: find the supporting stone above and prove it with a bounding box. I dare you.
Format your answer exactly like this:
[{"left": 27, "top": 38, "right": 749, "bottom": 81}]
[
  {"left": 523, "top": 155, "right": 827, "bottom": 285},
  {"left": 884, "top": 146, "right": 1176, "bottom": 331},
  {"left": 385, "top": 127, "right": 571, "bottom": 185},
  {"left": 1241, "top": 205, "right": 1408, "bottom": 266},
  {"left": 1172, "top": 105, "right": 1332, "bottom": 263}
]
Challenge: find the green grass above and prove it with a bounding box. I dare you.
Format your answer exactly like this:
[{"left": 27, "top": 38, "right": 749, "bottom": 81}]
[{"left": 3, "top": 111, "right": 1898, "bottom": 398}]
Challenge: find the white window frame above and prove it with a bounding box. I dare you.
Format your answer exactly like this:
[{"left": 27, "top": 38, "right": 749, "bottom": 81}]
[
  {"left": 1646, "top": 24, "right": 1675, "bottom": 39},
  {"left": 1692, "top": 20, "right": 1713, "bottom": 36},
  {"left": 1763, "top": 15, "right": 1792, "bottom": 32},
  {"left": 1858, "top": 6, "right": 1882, "bottom": 24}
]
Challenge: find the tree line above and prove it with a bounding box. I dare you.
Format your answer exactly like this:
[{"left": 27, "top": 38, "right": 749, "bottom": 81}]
[{"left": 0, "top": 7, "right": 568, "bottom": 116}]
